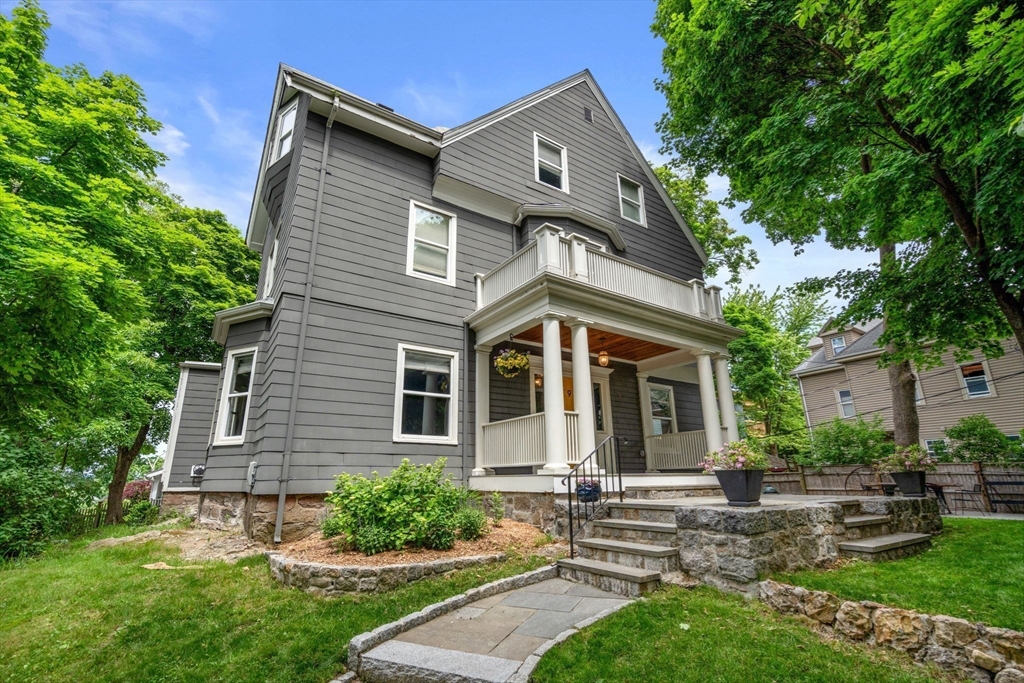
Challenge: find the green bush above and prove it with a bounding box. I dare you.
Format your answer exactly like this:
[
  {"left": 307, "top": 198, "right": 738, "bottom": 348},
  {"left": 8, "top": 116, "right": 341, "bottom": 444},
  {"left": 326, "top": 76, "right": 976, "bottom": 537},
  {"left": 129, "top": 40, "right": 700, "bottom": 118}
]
[
  {"left": 944, "top": 414, "right": 1022, "bottom": 462},
  {"left": 0, "top": 430, "right": 81, "bottom": 559},
  {"left": 797, "top": 415, "right": 894, "bottom": 468},
  {"left": 321, "top": 458, "right": 481, "bottom": 555},
  {"left": 123, "top": 500, "right": 159, "bottom": 527},
  {"left": 455, "top": 506, "right": 487, "bottom": 541},
  {"left": 489, "top": 491, "right": 504, "bottom": 526}
]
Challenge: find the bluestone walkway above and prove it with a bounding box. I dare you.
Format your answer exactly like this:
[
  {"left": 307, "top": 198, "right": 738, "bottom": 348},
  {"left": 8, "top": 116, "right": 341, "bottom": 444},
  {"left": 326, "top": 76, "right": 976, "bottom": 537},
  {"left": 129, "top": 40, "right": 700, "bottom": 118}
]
[{"left": 360, "top": 578, "right": 630, "bottom": 682}]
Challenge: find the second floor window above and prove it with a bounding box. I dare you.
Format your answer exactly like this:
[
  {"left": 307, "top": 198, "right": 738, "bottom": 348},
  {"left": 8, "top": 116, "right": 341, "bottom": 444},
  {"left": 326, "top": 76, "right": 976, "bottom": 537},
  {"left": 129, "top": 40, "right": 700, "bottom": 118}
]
[
  {"left": 262, "top": 234, "right": 279, "bottom": 299},
  {"left": 830, "top": 336, "right": 847, "bottom": 355},
  {"left": 216, "top": 347, "right": 257, "bottom": 444},
  {"left": 959, "top": 362, "right": 992, "bottom": 397},
  {"left": 273, "top": 99, "right": 298, "bottom": 162},
  {"left": 618, "top": 175, "right": 645, "bottom": 225},
  {"left": 837, "top": 389, "right": 855, "bottom": 418},
  {"left": 534, "top": 133, "right": 568, "bottom": 192},
  {"left": 406, "top": 200, "right": 457, "bottom": 286}
]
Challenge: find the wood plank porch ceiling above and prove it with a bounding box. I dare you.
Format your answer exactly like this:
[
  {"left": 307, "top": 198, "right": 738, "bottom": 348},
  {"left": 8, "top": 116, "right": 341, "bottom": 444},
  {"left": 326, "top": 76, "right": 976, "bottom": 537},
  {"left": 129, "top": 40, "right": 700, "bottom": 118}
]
[{"left": 513, "top": 324, "right": 677, "bottom": 362}]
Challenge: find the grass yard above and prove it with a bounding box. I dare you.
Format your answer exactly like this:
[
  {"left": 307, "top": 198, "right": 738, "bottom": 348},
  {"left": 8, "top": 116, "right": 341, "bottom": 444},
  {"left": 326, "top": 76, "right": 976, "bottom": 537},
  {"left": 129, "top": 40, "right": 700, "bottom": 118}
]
[
  {"left": 0, "top": 526, "right": 548, "bottom": 683},
  {"left": 778, "top": 517, "right": 1024, "bottom": 630},
  {"left": 531, "top": 586, "right": 950, "bottom": 683}
]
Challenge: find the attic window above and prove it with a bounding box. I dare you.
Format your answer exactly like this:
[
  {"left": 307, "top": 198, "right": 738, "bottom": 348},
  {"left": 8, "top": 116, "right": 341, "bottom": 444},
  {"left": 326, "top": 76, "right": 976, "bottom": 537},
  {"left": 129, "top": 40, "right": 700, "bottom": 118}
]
[
  {"left": 618, "top": 175, "right": 646, "bottom": 225},
  {"left": 272, "top": 99, "right": 298, "bottom": 163},
  {"left": 584, "top": 107, "right": 593, "bottom": 123},
  {"left": 534, "top": 133, "right": 569, "bottom": 193},
  {"left": 830, "top": 336, "right": 846, "bottom": 355}
]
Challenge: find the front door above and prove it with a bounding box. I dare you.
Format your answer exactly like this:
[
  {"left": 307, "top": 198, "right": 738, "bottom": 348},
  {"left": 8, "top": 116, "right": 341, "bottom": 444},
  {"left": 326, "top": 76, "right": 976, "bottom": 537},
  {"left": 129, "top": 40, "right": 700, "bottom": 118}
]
[{"left": 531, "top": 371, "right": 613, "bottom": 444}]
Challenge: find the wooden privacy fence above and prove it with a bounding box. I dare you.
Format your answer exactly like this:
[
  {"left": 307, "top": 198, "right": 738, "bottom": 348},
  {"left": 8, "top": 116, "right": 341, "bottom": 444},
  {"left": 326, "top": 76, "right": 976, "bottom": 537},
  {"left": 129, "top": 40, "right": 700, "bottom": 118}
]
[
  {"left": 799, "top": 462, "right": 1024, "bottom": 513},
  {"left": 67, "top": 499, "right": 138, "bottom": 536}
]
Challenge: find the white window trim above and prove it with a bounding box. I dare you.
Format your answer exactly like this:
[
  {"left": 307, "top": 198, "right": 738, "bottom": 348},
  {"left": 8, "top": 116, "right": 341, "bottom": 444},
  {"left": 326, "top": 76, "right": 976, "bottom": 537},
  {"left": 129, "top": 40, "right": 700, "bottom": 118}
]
[
  {"left": 914, "top": 374, "right": 925, "bottom": 405},
  {"left": 213, "top": 346, "right": 258, "bottom": 446},
  {"left": 957, "top": 359, "right": 996, "bottom": 399},
  {"left": 405, "top": 199, "right": 458, "bottom": 287},
  {"left": 647, "top": 382, "right": 678, "bottom": 435},
  {"left": 271, "top": 98, "right": 298, "bottom": 164},
  {"left": 830, "top": 336, "right": 847, "bottom": 355},
  {"left": 262, "top": 233, "right": 279, "bottom": 300},
  {"left": 617, "top": 173, "right": 646, "bottom": 226},
  {"left": 924, "top": 438, "right": 946, "bottom": 455},
  {"left": 393, "top": 343, "right": 459, "bottom": 445},
  {"left": 836, "top": 388, "right": 855, "bottom": 419},
  {"left": 533, "top": 132, "right": 570, "bottom": 194}
]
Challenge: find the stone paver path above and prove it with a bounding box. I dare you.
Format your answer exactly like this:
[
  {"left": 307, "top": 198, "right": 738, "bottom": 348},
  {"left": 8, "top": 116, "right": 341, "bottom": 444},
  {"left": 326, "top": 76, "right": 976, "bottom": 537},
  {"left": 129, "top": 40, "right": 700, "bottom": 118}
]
[{"left": 360, "top": 578, "right": 629, "bottom": 682}]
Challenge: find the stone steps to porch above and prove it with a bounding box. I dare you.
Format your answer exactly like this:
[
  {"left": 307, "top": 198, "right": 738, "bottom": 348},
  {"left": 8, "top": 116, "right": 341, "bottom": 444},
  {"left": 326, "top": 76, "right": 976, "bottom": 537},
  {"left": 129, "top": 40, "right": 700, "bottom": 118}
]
[
  {"left": 843, "top": 513, "right": 892, "bottom": 540},
  {"left": 844, "top": 514, "right": 891, "bottom": 528},
  {"left": 557, "top": 557, "right": 661, "bottom": 598},
  {"left": 839, "top": 532, "right": 931, "bottom": 562},
  {"left": 590, "top": 518, "right": 677, "bottom": 546},
  {"left": 576, "top": 537, "right": 679, "bottom": 573},
  {"left": 606, "top": 500, "right": 678, "bottom": 524}
]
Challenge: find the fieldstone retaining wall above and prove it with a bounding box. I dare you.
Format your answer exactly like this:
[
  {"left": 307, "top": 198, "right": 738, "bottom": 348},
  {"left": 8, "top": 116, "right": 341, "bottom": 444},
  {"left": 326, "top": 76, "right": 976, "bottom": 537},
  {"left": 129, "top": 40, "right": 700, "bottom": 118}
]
[
  {"left": 760, "top": 580, "right": 1024, "bottom": 683},
  {"left": 488, "top": 491, "right": 557, "bottom": 536},
  {"left": 675, "top": 498, "right": 942, "bottom": 592},
  {"left": 159, "top": 491, "right": 200, "bottom": 519},
  {"left": 266, "top": 551, "right": 507, "bottom": 596}
]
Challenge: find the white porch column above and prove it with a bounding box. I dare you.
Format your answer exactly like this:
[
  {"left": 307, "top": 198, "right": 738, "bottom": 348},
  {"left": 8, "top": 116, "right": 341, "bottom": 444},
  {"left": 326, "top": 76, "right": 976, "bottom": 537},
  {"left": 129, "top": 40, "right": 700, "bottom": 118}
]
[
  {"left": 636, "top": 372, "right": 655, "bottom": 472},
  {"left": 569, "top": 319, "right": 596, "bottom": 461},
  {"left": 538, "top": 313, "right": 569, "bottom": 474},
  {"left": 715, "top": 355, "right": 740, "bottom": 443},
  {"left": 696, "top": 351, "right": 724, "bottom": 453},
  {"left": 472, "top": 345, "right": 492, "bottom": 476}
]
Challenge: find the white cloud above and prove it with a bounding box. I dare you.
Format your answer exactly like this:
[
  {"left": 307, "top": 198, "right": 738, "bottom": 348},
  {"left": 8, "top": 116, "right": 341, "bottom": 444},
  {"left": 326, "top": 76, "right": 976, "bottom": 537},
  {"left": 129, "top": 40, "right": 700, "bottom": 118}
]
[
  {"left": 395, "top": 75, "right": 468, "bottom": 127},
  {"left": 197, "top": 94, "right": 221, "bottom": 125},
  {"left": 158, "top": 162, "right": 253, "bottom": 232},
  {"left": 638, "top": 140, "right": 672, "bottom": 167},
  {"left": 152, "top": 124, "right": 190, "bottom": 158}
]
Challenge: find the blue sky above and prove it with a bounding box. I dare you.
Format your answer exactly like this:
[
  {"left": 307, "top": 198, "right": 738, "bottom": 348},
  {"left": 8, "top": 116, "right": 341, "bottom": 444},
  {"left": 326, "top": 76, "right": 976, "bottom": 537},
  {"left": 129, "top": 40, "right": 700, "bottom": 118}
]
[{"left": 29, "top": 0, "right": 873, "bottom": 302}]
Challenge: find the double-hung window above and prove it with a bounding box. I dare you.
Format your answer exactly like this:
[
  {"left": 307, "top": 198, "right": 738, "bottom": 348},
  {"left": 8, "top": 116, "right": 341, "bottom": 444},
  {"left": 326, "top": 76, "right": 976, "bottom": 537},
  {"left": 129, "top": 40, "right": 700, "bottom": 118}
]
[
  {"left": 406, "top": 200, "right": 457, "bottom": 285},
  {"left": 836, "top": 389, "right": 855, "bottom": 418},
  {"left": 393, "top": 344, "right": 458, "bottom": 444},
  {"left": 959, "top": 361, "right": 992, "bottom": 398},
  {"left": 648, "top": 384, "right": 677, "bottom": 435},
  {"left": 262, "top": 234, "right": 279, "bottom": 299},
  {"left": 534, "top": 133, "right": 568, "bottom": 192},
  {"left": 272, "top": 99, "right": 298, "bottom": 162},
  {"left": 618, "top": 175, "right": 645, "bottom": 225},
  {"left": 925, "top": 439, "right": 947, "bottom": 457},
  {"left": 830, "top": 336, "right": 847, "bottom": 355},
  {"left": 215, "top": 347, "right": 257, "bottom": 444}
]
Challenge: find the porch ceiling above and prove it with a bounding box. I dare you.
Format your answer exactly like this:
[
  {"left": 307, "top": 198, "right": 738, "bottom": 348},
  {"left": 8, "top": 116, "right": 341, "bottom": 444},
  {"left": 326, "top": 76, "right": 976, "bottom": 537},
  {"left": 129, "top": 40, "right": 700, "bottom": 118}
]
[{"left": 514, "top": 324, "right": 677, "bottom": 362}]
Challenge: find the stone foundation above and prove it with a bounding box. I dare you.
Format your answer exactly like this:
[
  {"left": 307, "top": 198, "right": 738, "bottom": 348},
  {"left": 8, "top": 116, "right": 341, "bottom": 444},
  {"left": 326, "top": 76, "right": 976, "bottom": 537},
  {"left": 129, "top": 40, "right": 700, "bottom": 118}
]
[
  {"left": 625, "top": 485, "right": 722, "bottom": 500},
  {"left": 486, "top": 491, "right": 557, "bottom": 536},
  {"left": 160, "top": 491, "right": 200, "bottom": 519},
  {"left": 249, "top": 494, "right": 328, "bottom": 544},
  {"left": 760, "top": 580, "right": 1024, "bottom": 683},
  {"left": 198, "top": 492, "right": 247, "bottom": 530}
]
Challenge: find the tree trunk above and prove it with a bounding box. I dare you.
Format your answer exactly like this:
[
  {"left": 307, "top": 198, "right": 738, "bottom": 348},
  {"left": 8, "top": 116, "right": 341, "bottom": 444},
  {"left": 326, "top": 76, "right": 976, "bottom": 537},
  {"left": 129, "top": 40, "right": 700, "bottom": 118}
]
[
  {"left": 105, "top": 421, "right": 151, "bottom": 524},
  {"left": 880, "top": 243, "right": 921, "bottom": 448}
]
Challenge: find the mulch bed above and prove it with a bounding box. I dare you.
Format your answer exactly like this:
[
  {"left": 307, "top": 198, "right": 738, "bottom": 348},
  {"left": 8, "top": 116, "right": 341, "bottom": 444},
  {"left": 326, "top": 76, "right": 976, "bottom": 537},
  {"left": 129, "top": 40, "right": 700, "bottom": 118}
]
[{"left": 276, "top": 519, "right": 556, "bottom": 567}]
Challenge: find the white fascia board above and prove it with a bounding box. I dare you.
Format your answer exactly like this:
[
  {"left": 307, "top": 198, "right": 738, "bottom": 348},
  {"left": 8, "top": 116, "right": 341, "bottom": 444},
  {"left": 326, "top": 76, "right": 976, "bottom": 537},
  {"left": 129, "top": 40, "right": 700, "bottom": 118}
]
[
  {"left": 212, "top": 300, "right": 274, "bottom": 345},
  {"left": 180, "top": 361, "right": 223, "bottom": 370},
  {"left": 245, "top": 66, "right": 290, "bottom": 251}
]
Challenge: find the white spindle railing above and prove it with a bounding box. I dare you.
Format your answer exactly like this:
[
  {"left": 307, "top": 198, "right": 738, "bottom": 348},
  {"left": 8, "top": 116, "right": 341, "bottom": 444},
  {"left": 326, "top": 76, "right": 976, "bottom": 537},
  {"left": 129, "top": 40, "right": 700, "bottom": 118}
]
[
  {"left": 475, "top": 226, "right": 724, "bottom": 322},
  {"left": 645, "top": 428, "right": 730, "bottom": 471},
  {"left": 480, "top": 411, "right": 581, "bottom": 469}
]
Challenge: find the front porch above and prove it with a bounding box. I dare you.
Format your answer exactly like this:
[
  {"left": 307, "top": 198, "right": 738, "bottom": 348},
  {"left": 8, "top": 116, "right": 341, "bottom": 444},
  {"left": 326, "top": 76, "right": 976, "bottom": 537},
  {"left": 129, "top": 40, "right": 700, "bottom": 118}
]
[{"left": 467, "top": 223, "right": 744, "bottom": 483}]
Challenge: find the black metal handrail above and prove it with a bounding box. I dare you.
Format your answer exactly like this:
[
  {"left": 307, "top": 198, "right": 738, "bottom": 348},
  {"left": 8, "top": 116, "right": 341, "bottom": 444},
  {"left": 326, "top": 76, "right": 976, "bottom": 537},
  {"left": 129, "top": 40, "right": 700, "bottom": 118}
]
[{"left": 561, "top": 436, "right": 624, "bottom": 559}]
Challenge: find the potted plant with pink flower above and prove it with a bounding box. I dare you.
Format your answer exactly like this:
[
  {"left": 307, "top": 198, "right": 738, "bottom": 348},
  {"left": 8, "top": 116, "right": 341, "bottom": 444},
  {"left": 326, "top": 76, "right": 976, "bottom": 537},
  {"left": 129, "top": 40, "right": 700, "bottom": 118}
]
[
  {"left": 874, "top": 445, "right": 937, "bottom": 498},
  {"left": 703, "top": 440, "right": 770, "bottom": 507}
]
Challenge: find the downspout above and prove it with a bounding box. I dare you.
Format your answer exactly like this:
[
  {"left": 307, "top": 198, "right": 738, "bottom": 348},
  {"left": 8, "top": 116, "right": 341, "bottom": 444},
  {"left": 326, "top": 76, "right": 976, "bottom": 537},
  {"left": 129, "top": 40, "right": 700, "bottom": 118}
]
[{"left": 274, "top": 96, "right": 340, "bottom": 544}]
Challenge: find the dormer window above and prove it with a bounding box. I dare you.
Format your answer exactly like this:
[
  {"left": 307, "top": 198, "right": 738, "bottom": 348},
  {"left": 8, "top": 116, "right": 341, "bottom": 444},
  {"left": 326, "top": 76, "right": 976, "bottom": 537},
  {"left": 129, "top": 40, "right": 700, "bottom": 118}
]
[
  {"left": 618, "top": 175, "right": 646, "bottom": 225},
  {"left": 272, "top": 99, "right": 298, "bottom": 162},
  {"left": 534, "top": 133, "right": 568, "bottom": 192},
  {"left": 830, "top": 336, "right": 846, "bottom": 355}
]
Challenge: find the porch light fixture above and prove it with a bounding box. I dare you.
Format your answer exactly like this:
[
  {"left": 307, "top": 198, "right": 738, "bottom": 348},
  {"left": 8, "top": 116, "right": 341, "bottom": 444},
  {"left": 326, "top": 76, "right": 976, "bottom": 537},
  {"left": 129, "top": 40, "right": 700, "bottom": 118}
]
[
  {"left": 598, "top": 350, "right": 610, "bottom": 367},
  {"left": 535, "top": 374, "right": 543, "bottom": 387}
]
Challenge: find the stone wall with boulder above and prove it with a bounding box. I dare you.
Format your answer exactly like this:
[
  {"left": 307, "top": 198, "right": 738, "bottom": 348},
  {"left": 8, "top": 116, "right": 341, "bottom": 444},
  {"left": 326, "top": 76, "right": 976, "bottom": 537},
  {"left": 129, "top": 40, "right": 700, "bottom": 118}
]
[
  {"left": 487, "top": 491, "right": 557, "bottom": 536},
  {"left": 760, "top": 580, "right": 1024, "bottom": 683},
  {"left": 160, "top": 491, "right": 200, "bottom": 519},
  {"left": 266, "top": 551, "right": 507, "bottom": 596}
]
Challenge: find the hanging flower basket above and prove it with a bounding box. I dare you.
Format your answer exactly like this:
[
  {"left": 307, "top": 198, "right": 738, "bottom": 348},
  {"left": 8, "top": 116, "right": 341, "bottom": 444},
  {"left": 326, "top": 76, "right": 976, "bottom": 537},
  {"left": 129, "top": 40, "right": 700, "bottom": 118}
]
[{"left": 494, "top": 348, "right": 531, "bottom": 379}]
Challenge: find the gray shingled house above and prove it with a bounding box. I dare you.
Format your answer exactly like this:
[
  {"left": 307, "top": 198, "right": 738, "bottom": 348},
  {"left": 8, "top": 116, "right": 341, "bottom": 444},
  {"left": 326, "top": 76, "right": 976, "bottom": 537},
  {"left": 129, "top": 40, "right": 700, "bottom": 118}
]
[{"left": 160, "top": 66, "right": 744, "bottom": 542}]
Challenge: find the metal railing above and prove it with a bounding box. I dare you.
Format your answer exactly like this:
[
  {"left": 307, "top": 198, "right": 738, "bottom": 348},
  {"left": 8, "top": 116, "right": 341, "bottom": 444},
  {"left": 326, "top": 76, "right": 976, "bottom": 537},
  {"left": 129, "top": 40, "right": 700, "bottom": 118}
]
[{"left": 561, "top": 435, "right": 624, "bottom": 559}]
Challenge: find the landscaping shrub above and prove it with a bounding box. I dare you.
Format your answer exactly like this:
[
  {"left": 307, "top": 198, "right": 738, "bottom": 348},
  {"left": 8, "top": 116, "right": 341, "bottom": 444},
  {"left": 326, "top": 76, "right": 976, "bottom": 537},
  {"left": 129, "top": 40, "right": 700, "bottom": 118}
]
[
  {"left": 0, "top": 430, "right": 81, "bottom": 559},
  {"left": 489, "top": 491, "right": 504, "bottom": 526},
  {"left": 797, "top": 415, "right": 894, "bottom": 467},
  {"left": 322, "top": 458, "right": 481, "bottom": 555},
  {"left": 123, "top": 500, "right": 159, "bottom": 527},
  {"left": 943, "top": 414, "right": 1023, "bottom": 462},
  {"left": 455, "top": 506, "right": 487, "bottom": 541},
  {"left": 123, "top": 479, "right": 152, "bottom": 501}
]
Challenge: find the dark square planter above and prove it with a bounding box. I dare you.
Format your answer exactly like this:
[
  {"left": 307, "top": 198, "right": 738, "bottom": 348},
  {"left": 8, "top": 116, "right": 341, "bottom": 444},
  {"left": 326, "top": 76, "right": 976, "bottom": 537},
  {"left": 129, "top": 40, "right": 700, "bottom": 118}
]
[
  {"left": 714, "top": 469, "right": 765, "bottom": 507},
  {"left": 890, "top": 471, "right": 927, "bottom": 498}
]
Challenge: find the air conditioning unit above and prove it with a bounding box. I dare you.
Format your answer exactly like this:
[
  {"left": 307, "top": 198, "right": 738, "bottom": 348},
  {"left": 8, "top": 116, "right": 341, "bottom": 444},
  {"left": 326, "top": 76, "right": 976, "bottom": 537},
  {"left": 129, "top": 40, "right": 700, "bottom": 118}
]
[{"left": 190, "top": 464, "right": 206, "bottom": 479}]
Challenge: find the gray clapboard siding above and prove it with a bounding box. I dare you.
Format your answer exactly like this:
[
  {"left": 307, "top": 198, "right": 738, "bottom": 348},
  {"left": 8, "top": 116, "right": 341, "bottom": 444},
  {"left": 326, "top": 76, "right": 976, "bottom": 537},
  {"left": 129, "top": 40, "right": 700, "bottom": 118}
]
[{"left": 167, "top": 368, "right": 220, "bottom": 488}]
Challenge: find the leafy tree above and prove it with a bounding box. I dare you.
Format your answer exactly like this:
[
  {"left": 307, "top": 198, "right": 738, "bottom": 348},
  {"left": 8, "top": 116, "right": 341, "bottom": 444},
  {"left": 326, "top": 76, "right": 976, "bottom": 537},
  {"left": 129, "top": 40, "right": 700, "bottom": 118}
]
[
  {"left": 724, "top": 286, "right": 830, "bottom": 459},
  {"left": 944, "top": 414, "right": 1023, "bottom": 463},
  {"left": 800, "top": 415, "right": 895, "bottom": 467},
  {"left": 653, "top": 0, "right": 1023, "bottom": 368},
  {"left": 654, "top": 165, "right": 757, "bottom": 285}
]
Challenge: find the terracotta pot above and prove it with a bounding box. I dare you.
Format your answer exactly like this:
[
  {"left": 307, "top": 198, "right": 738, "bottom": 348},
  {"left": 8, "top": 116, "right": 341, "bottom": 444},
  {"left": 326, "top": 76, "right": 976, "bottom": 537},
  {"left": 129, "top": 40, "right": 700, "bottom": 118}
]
[{"left": 715, "top": 469, "right": 765, "bottom": 507}]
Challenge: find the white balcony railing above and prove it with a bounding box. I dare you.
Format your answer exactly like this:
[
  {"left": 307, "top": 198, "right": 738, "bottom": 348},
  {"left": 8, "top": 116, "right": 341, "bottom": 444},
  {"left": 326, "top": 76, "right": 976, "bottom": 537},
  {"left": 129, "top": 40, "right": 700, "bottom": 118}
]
[
  {"left": 645, "top": 428, "right": 729, "bottom": 471},
  {"left": 475, "top": 225, "right": 725, "bottom": 322},
  {"left": 480, "top": 411, "right": 579, "bottom": 469}
]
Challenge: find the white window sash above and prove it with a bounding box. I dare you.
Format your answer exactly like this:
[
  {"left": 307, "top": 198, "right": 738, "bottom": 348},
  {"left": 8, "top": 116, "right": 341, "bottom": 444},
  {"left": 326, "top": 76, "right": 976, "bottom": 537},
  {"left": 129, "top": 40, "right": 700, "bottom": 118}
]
[
  {"left": 533, "top": 132, "right": 569, "bottom": 193},
  {"left": 393, "top": 343, "right": 459, "bottom": 444},
  {"left": 958, "top": 360, "right": 995, "bottom": 398},
  {"left": 263, "top": 235, "right": 278, "bottom": 299},
  {"left": 214, "top": 346, "right": 258, "bottom": 446},
  {"left": 647, "top": 383, "right": 677, "bottom": 435},
  {"left": 405, "top": 199, "right": 458, "bottom": 286},
  {"left": 837, "top": 389, "right": 855, "bottom": 418},
  {"left": 831, "top": 337, "right": 846, "bottom": 354},
  {"left": 272, "top": 100, "right": 298, "bottom": 164},
  {"left": 617, "top": 174, "right": 646, "bottom": 226}
]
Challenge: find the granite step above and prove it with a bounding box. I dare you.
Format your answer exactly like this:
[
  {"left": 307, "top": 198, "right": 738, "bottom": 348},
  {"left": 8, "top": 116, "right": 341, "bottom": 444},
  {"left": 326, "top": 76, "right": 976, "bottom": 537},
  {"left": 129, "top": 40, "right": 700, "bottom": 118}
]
[
  {"left": 844, "top": 514, "right": 891, "bottom": 528},
  {"left": 576, "top": 537, "right": 679, "bottom": 572},
  {"left": 558, "top": 557, "right": 661, "bottom": 598},
  {"left": 839, "top": 532, "right": 932, "bottom": 562},
  {"left": 590, "top": 518, "right": 677, "bottom": 546},
  {"left": 359, "top": 640, "right": 521, "bottom": 683},
  {"left": 842, "top": 514, "right": 893, "bottom": 540},
  {"left": 606, "top": 500, "right": 678, "bottom": 524}
]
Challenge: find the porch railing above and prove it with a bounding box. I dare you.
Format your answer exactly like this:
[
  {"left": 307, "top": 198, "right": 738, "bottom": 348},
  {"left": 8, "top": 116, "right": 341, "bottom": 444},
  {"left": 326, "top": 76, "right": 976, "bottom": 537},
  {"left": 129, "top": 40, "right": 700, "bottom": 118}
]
[
  {"left": 645, "top": 427, "right": 730, "bottom": 471},
  {"left": 562, "top": 436, "right": 624, "bottom": 559},
  {"left": 480, "top": 411, "right": 579, "bottom": 469},
  {"left": 474, "top": 227, "right": 724, "bottom": 322}
]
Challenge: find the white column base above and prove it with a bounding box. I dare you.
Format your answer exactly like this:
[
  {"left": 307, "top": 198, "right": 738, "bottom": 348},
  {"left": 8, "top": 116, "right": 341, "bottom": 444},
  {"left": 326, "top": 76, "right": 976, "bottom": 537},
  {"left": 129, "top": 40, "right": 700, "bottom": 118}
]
[
  {"left": 537, "top": 464, "right": 572, "bottom": 475},
  {"left": 471, "top": 468, "right": 493, "bottom": 477}
]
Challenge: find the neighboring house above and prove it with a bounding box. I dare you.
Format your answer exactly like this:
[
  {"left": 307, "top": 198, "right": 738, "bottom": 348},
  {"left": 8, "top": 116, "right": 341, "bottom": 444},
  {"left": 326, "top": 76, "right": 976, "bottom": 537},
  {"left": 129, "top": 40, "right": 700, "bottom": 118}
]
[
  {"left": 793, "top": 319, "right": 1024, "bottom": 453},
  {"left": 161, "top": 66, "right": 743, "bottom": 542}
]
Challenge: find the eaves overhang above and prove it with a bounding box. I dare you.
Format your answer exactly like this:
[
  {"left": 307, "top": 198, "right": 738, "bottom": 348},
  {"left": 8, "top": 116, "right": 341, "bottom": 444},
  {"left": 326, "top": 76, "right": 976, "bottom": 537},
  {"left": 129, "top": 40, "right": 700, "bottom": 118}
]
[
  {"left": 790, "top": 364, "right": 845, "bottom": 378},
  {"left": 212, "top": 299, "right": 274, "bottom": 346},
  {"left": 514, "top": 204, "right": 627, "bottom": 251}
]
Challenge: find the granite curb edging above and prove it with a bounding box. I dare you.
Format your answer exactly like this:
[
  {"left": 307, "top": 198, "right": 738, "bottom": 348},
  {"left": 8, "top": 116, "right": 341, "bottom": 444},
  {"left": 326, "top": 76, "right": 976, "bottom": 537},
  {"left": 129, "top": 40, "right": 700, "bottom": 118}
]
[
  {"left": 348, "top": 564, "right": 559, "bottom": 675},
  {"left": 265, "top": 550, "right": 507, "bottom": 596},
  {"left": 759, "top": 580, "right": 1024, "bottom": 683}
]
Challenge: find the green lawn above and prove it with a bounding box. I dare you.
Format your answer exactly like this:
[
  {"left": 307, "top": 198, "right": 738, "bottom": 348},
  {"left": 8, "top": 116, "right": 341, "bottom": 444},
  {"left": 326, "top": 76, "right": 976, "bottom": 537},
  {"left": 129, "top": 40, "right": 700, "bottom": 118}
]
[
  {"left": 0, "top": 526, "right": 548, "bottom": 683},
  {"left": 531, "top": 586, "right": 949, "bottom": 683},
  {"left": 777, "top": 517, "right": 1024, "bottom": 630}
]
